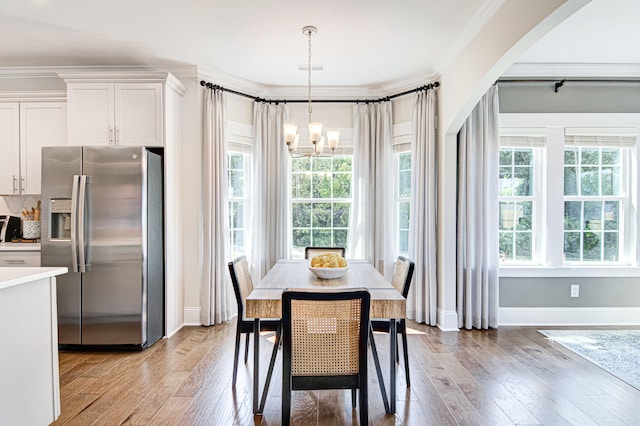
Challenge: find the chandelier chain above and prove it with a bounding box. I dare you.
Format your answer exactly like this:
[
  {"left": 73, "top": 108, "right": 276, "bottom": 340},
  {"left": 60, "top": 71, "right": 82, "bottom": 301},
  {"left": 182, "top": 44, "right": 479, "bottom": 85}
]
[{"left": 307, "top": 28, "right": 312, "bottom": 123}]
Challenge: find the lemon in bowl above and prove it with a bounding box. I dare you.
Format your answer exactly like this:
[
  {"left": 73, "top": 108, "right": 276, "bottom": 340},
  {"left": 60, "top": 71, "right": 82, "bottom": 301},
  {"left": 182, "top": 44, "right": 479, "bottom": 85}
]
[{"left": 308, "top": 253, "right": 349, "bottom": 279}]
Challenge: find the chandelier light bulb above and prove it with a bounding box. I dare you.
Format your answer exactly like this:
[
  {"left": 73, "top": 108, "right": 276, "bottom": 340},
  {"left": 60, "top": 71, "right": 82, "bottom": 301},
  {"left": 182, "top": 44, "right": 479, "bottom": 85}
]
[{"left": 326, "top": 130, "right": 340, "bottom": 150}]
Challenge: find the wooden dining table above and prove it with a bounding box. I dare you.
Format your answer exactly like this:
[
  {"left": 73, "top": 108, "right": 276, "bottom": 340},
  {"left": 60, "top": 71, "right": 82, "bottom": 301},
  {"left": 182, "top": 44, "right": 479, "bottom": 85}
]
[{"left": 246, "top": 259, "right": 406, "bottom": 415}]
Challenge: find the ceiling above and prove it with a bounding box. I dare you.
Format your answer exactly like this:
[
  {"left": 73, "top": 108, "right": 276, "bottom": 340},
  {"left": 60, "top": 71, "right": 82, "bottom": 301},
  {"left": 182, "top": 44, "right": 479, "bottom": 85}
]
[{"left": 0, "top": 0, "right": 638, "bottom": 91}]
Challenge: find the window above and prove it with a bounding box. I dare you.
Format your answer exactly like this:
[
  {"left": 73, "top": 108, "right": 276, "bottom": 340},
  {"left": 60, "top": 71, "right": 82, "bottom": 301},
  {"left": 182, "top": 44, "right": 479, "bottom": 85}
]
[
  {"left": 397, "top": 152, "right": 411, "bottom": 256},
  {"left": 291, "top": 156, "right": 353, "bottom": 258},
  {"left": 498, "top": 147, "right": 537, "bottom": 262},
  {"left": 228, "top": 152, "right": 249, "bottom": 259},
  {"left": 499, "top": 116, "right": 638, "bottom": 268},
  {"left": 563, "top": 145, "right": 624, "bottom": 263}
]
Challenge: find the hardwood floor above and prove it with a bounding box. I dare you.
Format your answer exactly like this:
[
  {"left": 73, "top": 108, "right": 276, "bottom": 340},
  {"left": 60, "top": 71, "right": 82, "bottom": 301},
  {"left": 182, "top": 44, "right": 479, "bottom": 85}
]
[{"left": 52, "top": 322, "right": 640, "bottom": 425}]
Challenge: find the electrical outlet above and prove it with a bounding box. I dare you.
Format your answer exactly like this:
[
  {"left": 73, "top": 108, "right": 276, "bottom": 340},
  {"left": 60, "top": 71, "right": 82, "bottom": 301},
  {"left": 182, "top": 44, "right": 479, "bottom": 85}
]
[{"left": 570, "top": 284, "right": 580, "bottom": 298}]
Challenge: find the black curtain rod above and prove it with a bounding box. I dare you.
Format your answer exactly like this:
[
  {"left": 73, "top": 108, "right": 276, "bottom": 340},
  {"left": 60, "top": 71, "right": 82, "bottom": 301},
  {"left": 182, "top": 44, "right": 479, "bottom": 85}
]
[
  {"left": 200, "top": 80, "right": 439, "bottom": 104},
  {"left": 498, "top": 78, "right": 640, "bottom": 93}
]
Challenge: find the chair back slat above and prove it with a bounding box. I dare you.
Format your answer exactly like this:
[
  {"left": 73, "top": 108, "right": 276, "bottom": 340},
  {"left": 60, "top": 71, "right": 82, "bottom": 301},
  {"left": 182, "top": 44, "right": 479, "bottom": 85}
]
[
  {"left": 228, "top": 256, "right": 254, "bottom": 317},
  {"left": 391, "top": 256, "right": 416, "bottom": 297},
  {"left": 305, "top": 246, "right": 346, "bottom": 259}
]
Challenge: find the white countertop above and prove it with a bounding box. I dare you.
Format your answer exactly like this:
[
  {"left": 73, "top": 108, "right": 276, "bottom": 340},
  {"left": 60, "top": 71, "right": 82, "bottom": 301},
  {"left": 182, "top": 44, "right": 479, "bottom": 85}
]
[
  {"left": 0, "top": 267, "right": 67, "bottom": 291},
  {"left": 0, "top": 242, "right": 41, "bottom": 251}
]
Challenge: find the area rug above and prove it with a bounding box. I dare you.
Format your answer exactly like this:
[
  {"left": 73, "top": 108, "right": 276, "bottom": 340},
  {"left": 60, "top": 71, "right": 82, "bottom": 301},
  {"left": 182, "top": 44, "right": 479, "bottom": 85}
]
[{"left": 538, "top": 329, "right": 640, "bottom": 390}]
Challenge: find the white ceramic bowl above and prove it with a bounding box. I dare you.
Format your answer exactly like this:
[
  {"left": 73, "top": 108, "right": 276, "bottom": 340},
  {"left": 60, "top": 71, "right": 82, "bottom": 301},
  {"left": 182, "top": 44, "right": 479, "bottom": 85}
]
[{"left": 308, "top": 265, "right": 349, "bottom": 280}]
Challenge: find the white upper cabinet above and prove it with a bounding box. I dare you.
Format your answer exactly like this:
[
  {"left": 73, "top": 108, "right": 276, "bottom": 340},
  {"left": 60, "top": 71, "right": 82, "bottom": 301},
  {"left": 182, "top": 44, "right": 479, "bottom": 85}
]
[
  {"left": 0, "top": 102, "right": 67, "bottom": 195},
  {"left": 0, "top": 103, "right": 20, "bottom": 194},
  {"left": 66, "top": 81, "right": 163, "bottom": 147}
]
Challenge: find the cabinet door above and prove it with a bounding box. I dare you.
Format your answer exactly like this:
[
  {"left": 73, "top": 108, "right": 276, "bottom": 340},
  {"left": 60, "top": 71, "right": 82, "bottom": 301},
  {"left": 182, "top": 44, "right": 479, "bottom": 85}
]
[
  {"left": 20, "top": 102, "right": 68, "bottom": 194},
  {"left": 114, "top": 83, "right": 163, "bottom": 146},
  {"left": 67, "top": 83, "right": 115, "bottom": 146},
  {"left": 0, "top": 103, "right": 20, "bottom": 194}
]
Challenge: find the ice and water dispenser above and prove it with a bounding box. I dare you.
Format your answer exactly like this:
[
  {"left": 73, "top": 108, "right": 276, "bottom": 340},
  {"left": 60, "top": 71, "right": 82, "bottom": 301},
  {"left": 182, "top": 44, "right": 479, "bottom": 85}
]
[{"left": 50, "top": 199, "right": 72, "bottom": 240}]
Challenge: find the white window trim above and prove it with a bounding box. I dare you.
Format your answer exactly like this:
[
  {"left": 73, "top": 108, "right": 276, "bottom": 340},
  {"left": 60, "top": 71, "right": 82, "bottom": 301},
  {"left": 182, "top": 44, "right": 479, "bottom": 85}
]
[{"left": 499, "top": 113, "right": 640, "bottom": 277}]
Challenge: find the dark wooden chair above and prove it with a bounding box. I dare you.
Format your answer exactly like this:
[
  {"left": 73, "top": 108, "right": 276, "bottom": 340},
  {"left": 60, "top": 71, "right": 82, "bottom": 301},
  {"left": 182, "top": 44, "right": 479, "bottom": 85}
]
[
  {"left": 281, "top": 288, "right": 370, "bottom": 426},
  {"left": 228, "top": 255, "right": 280, "bottom": 387},
  {"left": 370, "top": 256, "right": 415, "bottom": 387},
  {"left": 304, "top": 246, "right": 346, "bottom": 259}
]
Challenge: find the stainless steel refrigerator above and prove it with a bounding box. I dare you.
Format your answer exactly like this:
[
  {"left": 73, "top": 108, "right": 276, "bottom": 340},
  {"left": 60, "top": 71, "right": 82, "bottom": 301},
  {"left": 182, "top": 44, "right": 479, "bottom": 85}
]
[{"left": 41, "top": 146, "right": 164, "bottom": 349}]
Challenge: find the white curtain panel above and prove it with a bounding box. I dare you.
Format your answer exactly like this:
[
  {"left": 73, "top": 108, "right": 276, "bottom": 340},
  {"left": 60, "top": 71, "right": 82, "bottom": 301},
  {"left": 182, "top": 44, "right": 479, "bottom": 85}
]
[
  {"left": 407, "top": 89, "right": 437, "bottom": 325},
  {"left": 251, "top": 102, "right": 291, "bottom": 279},
  {"left": 350, "top": 102, "right": 395, "bottom": 276},
  {"left": 456, "top": 85, "right": 500, "bottom": 329},
  {"left": 200, "top": 87, "right": 235, "bottom": 325}
]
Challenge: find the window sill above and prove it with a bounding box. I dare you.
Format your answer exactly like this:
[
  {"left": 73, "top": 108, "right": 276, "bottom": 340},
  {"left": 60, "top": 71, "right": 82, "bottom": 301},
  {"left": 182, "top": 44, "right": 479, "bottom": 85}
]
[{"left": 499, "top": 265, "right": 640, "bottom": 278}]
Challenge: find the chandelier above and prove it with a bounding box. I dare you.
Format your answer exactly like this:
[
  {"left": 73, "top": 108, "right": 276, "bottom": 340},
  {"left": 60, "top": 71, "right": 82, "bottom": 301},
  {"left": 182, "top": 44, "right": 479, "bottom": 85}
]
[{"left": 284, "top": 26, "right": 339, "bottom": 158}]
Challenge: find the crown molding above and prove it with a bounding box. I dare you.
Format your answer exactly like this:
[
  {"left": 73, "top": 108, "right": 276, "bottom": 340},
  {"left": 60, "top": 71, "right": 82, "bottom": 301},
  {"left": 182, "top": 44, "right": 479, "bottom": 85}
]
[
  {"left": 503, "top": 62, "right": 640, "bottom": 78},
  {"left": 0, "top": 91, "right": 66, "bottom": 102}
]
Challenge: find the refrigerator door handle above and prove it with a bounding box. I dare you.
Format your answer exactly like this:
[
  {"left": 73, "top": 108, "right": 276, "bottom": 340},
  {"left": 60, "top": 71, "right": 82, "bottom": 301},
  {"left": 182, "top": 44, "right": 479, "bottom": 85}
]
[
  {"left": 78, "top": 175, "right": 89, "bottom": 273},
  {"left": 70, "top": 175, "right": 80, "bottom": 272}
]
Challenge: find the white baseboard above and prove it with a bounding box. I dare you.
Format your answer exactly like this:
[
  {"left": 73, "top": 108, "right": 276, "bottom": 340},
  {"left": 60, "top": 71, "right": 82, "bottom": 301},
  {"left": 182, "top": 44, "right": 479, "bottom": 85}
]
[
  {"left": 183, "top": 307, "right": 201, "bottom": 326},
  {"left": 437, "top": 309, "right": 459, "bottom": 331},
  {"left": 499, "top": 307, "right": 640, "bottom": 326}
]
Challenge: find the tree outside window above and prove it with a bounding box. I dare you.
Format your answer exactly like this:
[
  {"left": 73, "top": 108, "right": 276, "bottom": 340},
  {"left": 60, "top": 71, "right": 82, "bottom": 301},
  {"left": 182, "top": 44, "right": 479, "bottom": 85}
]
[{"left": 291, "top": 156, "right": 352, "bottom": 258}]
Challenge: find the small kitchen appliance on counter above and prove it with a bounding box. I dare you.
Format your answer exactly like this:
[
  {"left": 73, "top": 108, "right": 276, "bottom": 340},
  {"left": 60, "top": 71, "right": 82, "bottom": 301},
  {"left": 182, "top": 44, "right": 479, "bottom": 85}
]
[{"left": 0, "top": 215, "right": 21, "bottom": 242}]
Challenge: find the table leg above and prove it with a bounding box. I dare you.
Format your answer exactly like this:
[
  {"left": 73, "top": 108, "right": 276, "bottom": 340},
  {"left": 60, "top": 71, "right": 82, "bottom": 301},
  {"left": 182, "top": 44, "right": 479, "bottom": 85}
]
[
  {"left": 390, "top": 319, "right": 397, "bottom": 414},
  {"left": 253, "top": 318, "right": 260, "bottom": 413}
]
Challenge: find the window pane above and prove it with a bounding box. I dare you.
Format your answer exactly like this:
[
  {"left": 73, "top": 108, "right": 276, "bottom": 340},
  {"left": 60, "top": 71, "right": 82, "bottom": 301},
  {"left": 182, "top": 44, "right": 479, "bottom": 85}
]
[
  {"left": 499, "top": 232, "right": 513, "bottom": 261},
  {"left": 601, "top": 166, "right": 620, "bottom": 195},
  {"left": 499, "top": 150, "right": 512, "bottom": 165},
  {"left": 314, "top": 158, "right": 331, "bottom": 172},
  {"left": 499, "top": 202, "right": 515, "bottom": 231},
  {"left": 312, "top": 229, "right": 332, "bottom": 246},
  {"left": 333, "top": 202, "right": 350, "bottom": 228},
  {"left": 229, "top": 170, "right": 244, "bottom": 197},
  {"left": 602, "top": 148, "right": 620, "bottom": 165},
  {"left": 564, "top": 166, "right": 577, "bottom": 196},
  {"left": 583, "top": 231, "right": 601, "bottom": 261},
  {"left": 604, "top": 201, "right": 619, "bottom": 230},
  {"left": 580, "top": 166, "right": 599, "bottom": 195},
  {"left": 516, "top": 202, "right": 532, "bottom": 231},
  {"left": 399, "top": 170, "right": 411, "bottom": 197},
  {"left": 564, "top": 148, "right": 577, "bottom": 165},
  {"left": 604, "top": 232, "right": 619, "bottom": 261},
  {"left": 514, "top": 149, "right": 532, "bottom": 165},
  {"left": 399, "top": 230, "right": 409, "bottom": 254},
  {"left": 581, "top": 148, "right": 599, "bottom": 165},
  {"left": 333, "top": 157, "right": 352, "bottom": 172},
  {"left": 564, "top": 232, "right": 581, "bottom": 261},
  {"left": 313, "top": 173, "right": 332, "bottom": 198},
  {"left": 292, "top": 173, "right": 312, "bottom": 198},
  {"left": 312, "top": 202, "right": 332, "bottom": 227},
  {"left": 399, "top": 153, "right": 411, "bottom": 170},
  {"left": 229, "top": 201, "right": 244, "bottom": 229},
  {"left": 292, "top": 229, "right": 311, "bottom": 248},
  {"left": 564, "top": 201, "right": 581, "bottom": 230},
  {"left": 333, "top": 173, "right": 351, "bottom": 198},
  {"left": 515, "top": 232, "right": 532, "bottom": 260},
  {"left": 334, "top": 229, "right": 349, "bottom": 247},
  {"left": 584, "top": 201, "right": 602, "bottom": 231},
  {"left": 292, "top": 157, "right": 310, "bottom": 172},
  {"left": 499, "top": 167, "right": 514, "bottom": 196},
  {"left": 229, "top": 153, "right": 243, "bottom": 170},
  {"left": 513, "top": 166, "right": 532, "bottom": 196},
  {"left": 399, "top": 202, "right": 410, "bottom": 229},
  {"left": 292, "top": 202, "right": 311, "bottom": 227}
]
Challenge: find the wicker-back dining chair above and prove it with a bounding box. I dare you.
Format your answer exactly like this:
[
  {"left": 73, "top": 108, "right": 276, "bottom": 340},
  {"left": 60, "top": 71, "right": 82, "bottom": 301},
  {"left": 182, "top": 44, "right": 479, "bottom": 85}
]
[
  {"left": 228, "top": 256, "right": 280, "bottom": 387},
  {"left": 281, "top": 288, "right": 370, "bottom": 426},
  {"left": 304, "top": 246, "right": 346, "bottom": 259},
  {"left": 371, "top": 256, "right": 415, "bottom": 386}
]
